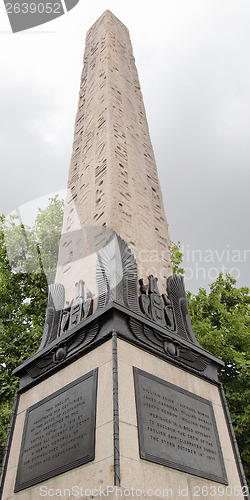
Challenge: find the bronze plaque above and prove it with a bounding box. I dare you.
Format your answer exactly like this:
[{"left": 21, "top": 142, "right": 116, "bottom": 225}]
[
  {"left": 134, "top": 368, "right": 228, "bottom": 484},
  {"left": 15, "top": 369, "right": 98, "bottom": 492}
]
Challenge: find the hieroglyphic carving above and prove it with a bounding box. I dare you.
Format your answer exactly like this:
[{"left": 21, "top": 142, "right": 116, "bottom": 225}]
[
  {"left": 55, "top": 10, "right": 172, "bottom": 302},
  {"left": 138, "top": 274, "right": 199, "bottom": 345}
]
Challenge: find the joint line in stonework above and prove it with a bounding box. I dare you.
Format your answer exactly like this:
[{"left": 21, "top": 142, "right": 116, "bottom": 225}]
[{"left": 112, "top": 331, "right": 121, "bottom": 486}]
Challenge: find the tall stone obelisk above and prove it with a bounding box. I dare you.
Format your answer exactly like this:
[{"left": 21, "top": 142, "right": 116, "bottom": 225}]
[
  {"left": 55, "top": 10, "right": 172, "bottom": 302},
  {"left": 1, "top": 11, "right": 248, "bottom": 500}
]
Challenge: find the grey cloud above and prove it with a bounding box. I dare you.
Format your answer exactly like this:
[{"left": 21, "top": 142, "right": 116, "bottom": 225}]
[{"left": 0, "top": 79, "right": 70, "bottom": 215}]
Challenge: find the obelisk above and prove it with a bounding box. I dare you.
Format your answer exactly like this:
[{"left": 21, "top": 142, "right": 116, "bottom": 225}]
[
  {"left": 1, "top": 11, "right": 248, "bottom": 500},
  {"left": 55, "top": 10, "right": 172, "bottom": 302}
]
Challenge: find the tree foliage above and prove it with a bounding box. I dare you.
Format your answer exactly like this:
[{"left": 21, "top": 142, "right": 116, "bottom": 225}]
[
  {"left": 187, "top": 274, "right": 250, "bottom": 484},
  {"left": 170, "top": 240, "right": 185, "bottom": 275},
  {"left": 0, "top": 196, "right": 64, "bottom": 467}
]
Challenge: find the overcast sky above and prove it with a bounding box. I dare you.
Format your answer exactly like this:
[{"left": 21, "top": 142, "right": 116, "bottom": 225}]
[{"left": 0, "top": 0, "right": 249, "bottom": 293}]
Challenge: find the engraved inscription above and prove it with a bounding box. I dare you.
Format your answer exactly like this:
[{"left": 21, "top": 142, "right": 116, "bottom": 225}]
[
  {"left": 15, "top": 370, "right": 98, "bottom": 492},
  {"left": 134, "top": 368, "right": 228, "bottom": 484}
]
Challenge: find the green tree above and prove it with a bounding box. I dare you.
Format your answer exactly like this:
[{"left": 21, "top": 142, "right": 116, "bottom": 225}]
[
  {"left": 0, "top": 196, "right": 64, "bottom": 467},
  {"left": 187, "top": 274, "right": 250, "bottom": 484},
  {"left": 33, "top": 197, "right": 65, "bottom": 284},
  {"left": 170, "top": 240, "right": 185, "bottom": 275}
]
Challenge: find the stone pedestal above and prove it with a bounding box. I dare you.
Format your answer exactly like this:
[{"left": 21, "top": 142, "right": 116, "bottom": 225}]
[{"left": 1, "top": 291, "right": 248, "bottom": 500}]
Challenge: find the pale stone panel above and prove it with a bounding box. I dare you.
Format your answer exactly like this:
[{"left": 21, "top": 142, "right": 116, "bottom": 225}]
[
  {"left": 118, "top": 360, "right": 137, "bottom": 427},
  {"left": 187, "top": 470, "right": 244, "bottom": 500},
  {"left": 117, "top": 339, "right": 244, "bottom": 499},
  {"left": 3, "top": 457, "right": 115, "bottom": 500},
  {"left": 119, "top": 422, "right": 140, "bottom": 461},
  {"left": 28, "top": 456, "right": 115, "bottom": 500},
  {"left": 212, "top": 404, "right": 236, "bottom": 462},
  {"left": 143, "top": 461, "right": 189, "bottom": 497},
  {"left": 18, "top": 340, "right": 112, "bottom": 414},
  {"left": 5, "top": 411, "right": 26, "bottom": 471},
  {"left": 2, "top": 341, "right": 113, "bottom": 500},
  {"left": 118, "top": 456, "right": 145, "bottom": 490},
  {"left": 117, "top": 337, "right": 221, "bottom": 406},
  {"left": 96, "top": 360, "right": 113, "bottom": 428},
  {"left": 95, "top": 421, "right": 113, "bottom": 462},
  {"left": 1, "top": 468, "right": 28, "bottom": 500}
]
